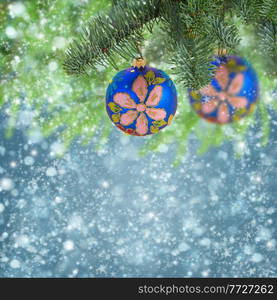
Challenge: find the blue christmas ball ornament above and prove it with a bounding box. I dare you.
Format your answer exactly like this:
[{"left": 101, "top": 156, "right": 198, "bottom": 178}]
[
  {"left": 106, "top": 62, "right": 177, "bottom": 136},
  {"left": 189, "top": 55, "right": 259, "bottom": 124}
]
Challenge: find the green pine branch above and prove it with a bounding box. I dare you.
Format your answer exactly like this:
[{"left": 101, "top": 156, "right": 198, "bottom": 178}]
[
  {"left": 63, "top": 0, "right": 163, "bottom": 74},
  {"left": 64, "top": 0, "right": 265, "bottom": 89},
  {"left": 169, "top": 38, "right": 215, "bottom": 89},
  {"left": 258, "top": 21, "right": 277, "bottom": 56}
]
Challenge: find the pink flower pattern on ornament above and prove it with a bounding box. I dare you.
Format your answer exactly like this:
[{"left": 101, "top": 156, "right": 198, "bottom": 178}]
[
  {"left": 113, "top": 75, "right": 166, "bottom": 135},
  {"left": 200, "top": 65, "right": 247, "bottom": 123}
]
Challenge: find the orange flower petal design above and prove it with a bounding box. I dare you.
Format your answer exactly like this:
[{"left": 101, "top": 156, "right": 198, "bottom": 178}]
[
  {"left": 228, "top": 96, "right": 248, "bottom": 108},
  {"left": 217, "top": 103, "right": 230, "bottom": 124},
  {"left": 202, "top": 98, "right": 219, "bottom": 114},
  {"left": 228, "top": 73, "right": 244, "bottom": 95},
  {"left": 146, "top": 108, "right": 166, "bottom": 120},
  {"left": 200, "top": 84, "right": 218, "bottom": 97},
  {"left": 114, "top": 93, "right": 136, "bottom": 109},
  {"left": 132, "top": 75, "right": 148, "bottom": 102},
  {"left": 120, "top": 110, "right": 138, "bottom": 126},
  {"left": 136, "top": 113, "right": 148, "bottom": 135},
  {"left": 145, "top": 85, "right": 163, "bottom": 106},
  {"left": 215, "top": 65, "right": 229, "bottom": 90}
]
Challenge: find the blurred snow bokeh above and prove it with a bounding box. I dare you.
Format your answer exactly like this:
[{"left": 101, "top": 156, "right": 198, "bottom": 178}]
[{"left": 0, "top": 110, "right": 276, "bottom": 277}]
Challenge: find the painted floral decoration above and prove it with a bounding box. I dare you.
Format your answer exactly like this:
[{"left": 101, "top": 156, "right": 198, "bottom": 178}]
[
  {"left": 106, "top": 67, "right": 177, "bottom": 136},
  {"left": 189, "top": 56, "right": 259, "bottom": 124}
]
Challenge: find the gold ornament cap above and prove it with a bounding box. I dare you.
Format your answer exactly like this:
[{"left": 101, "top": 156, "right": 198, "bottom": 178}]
[
  {"left": 132, "top": 57, "right": 147, "bottom": 68},
  {"left": 214, "top": 48, "right": 228, "bottom": 56}
]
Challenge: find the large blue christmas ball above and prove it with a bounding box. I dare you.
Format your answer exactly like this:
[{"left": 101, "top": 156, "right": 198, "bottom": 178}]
[
  {"left": 106, "top": 65, "right": 177, "bottom": 136},
  {"left": 189, "top": 55, "right": 259, "bottom": 124}
]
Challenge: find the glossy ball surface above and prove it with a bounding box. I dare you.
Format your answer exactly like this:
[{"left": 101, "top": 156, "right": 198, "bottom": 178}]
[
  {"left": 106, "top": 66, "right": 177, "bottom": 136},
  {"left": 189, "top": 56, "right": 259, "bottom": 124}
]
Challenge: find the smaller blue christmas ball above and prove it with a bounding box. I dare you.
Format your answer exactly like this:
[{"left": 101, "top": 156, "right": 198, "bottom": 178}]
[
  {"left": 189, "top": 55, "right": 259, "bottom": 124},
  {"left": 106, "top": 65, "right": 177, "bottom": 136}
]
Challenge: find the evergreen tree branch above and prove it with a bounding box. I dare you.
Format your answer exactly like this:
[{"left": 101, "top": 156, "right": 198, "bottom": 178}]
[
  {"left": 258, "top": 21, "right": 277, "bottom": 56},
  {"left": 209, "top": 16, "right": 240, "bottom": 50},
  {"left": 160, "top": 0, "right": 240, "bottom": 89},
  {"left": 258, "top": 0, "right": 277, "bottom": 23},
  {"left": 169, "top": 38, "right": 215, "bottom": 89},
  {"left": 230, "top": 0, "right": 261, "bottom": 22},
  {"left": 158, "top": 0, "right": 215, "bottom": 89},
  {"left": 231, "top": 0, "right": 277, "bottom": 56},
  {"left": 63, "top": 0, "right": 164, "bottom": 75}
]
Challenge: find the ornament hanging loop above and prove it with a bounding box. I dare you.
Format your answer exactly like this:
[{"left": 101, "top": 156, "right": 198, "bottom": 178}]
[{"left": 133, "top": 41, "right": 146, "bottom": 68}]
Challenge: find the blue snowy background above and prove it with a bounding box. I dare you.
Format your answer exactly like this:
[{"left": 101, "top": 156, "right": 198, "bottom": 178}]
[{"left": 0, "top": 110, "right": 276, "bottom": 277}]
